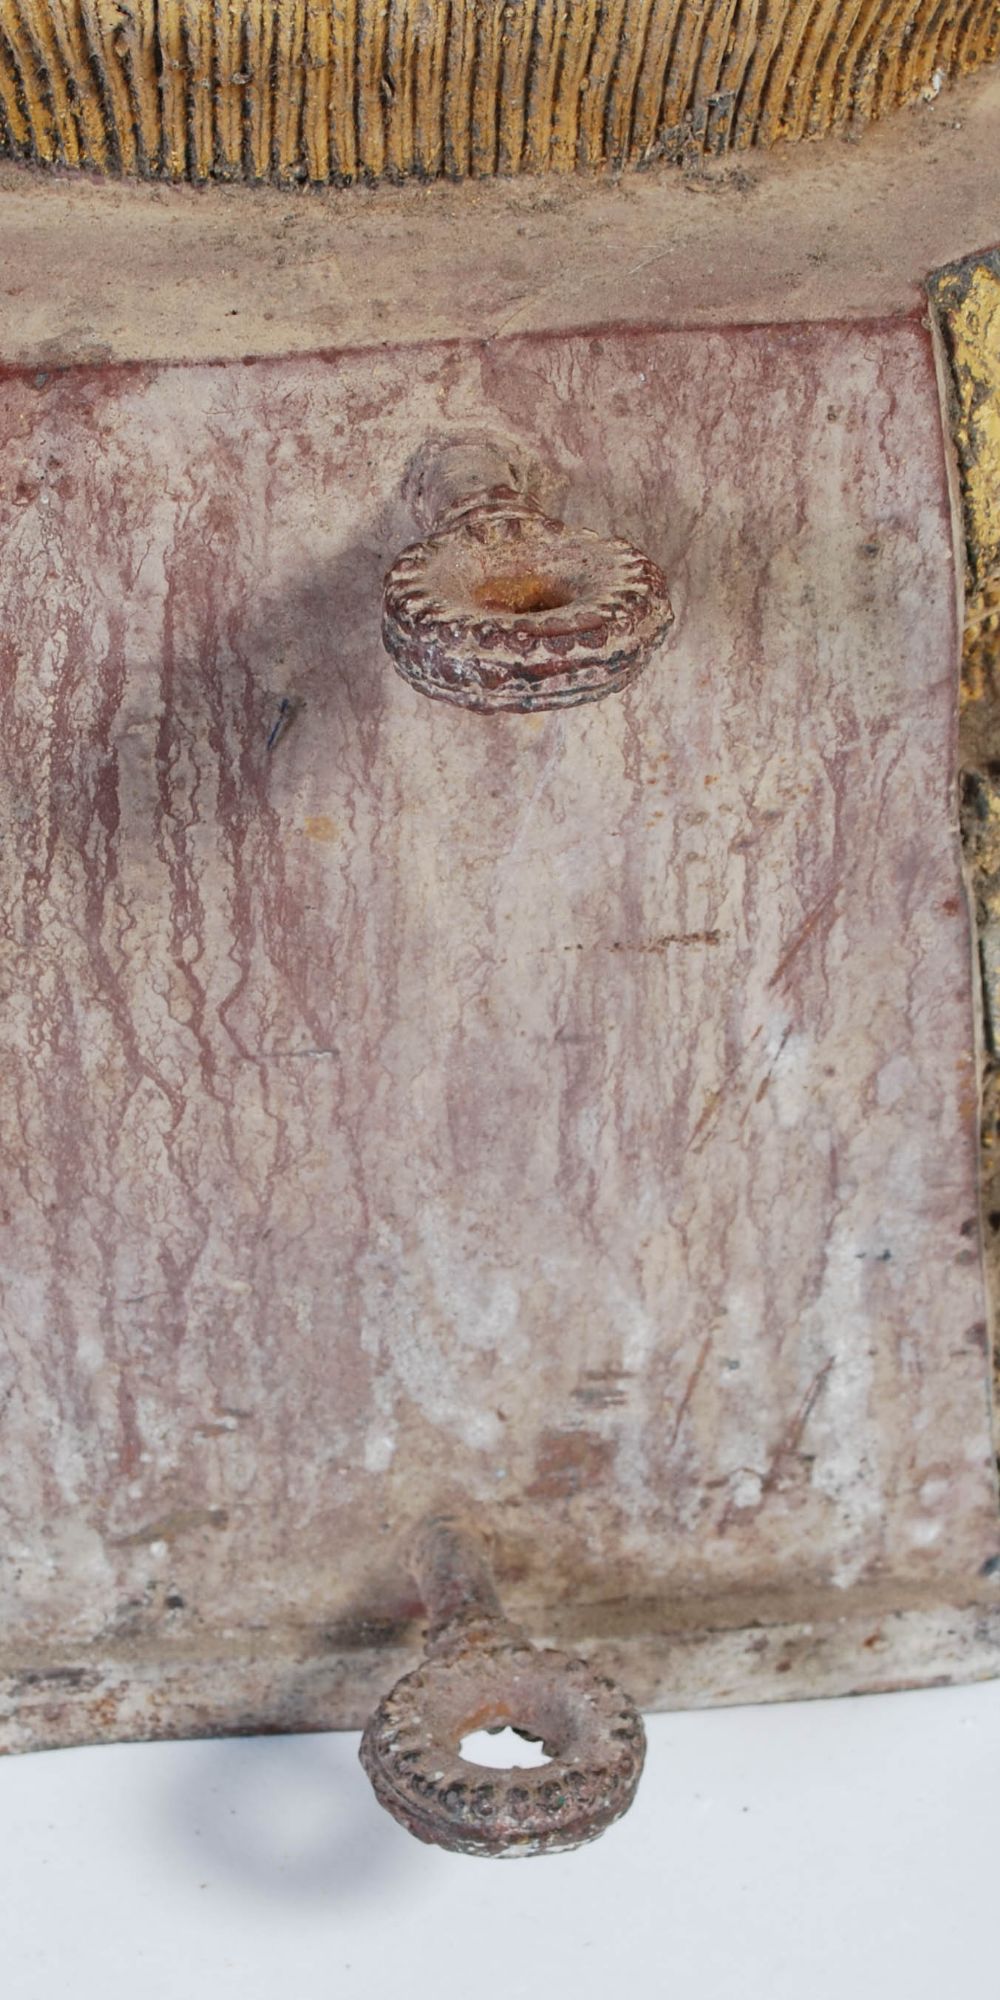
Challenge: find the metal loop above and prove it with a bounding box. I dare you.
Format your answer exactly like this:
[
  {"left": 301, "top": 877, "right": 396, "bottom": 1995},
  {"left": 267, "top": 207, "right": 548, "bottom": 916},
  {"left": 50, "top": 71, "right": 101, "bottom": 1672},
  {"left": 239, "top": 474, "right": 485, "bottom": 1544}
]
[
  {"left": 381, "top": 436, "right": 673, "bottom": 714},
  {"left": 360, "top": 1632, "right": 645, "bottom": 1857}
]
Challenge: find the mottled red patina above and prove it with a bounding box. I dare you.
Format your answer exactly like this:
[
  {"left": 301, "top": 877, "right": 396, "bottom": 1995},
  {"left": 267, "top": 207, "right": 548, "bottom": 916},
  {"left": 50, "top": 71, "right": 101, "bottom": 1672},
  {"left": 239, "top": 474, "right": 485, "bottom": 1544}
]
[{"left": 1, "top": 314, "right": 997, "bottom": 1755}]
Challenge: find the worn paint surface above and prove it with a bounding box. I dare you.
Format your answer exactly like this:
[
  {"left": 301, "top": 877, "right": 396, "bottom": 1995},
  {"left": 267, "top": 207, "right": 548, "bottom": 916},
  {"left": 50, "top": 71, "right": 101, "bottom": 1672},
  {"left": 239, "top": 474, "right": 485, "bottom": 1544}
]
[
  {"left": 935, "top": 255, "right": 1000, "bottom": 605},
  {"left": 1, "top": 314, "right": 999, "bottom": 1750},
  {"left": 933, "top": 252, "right": 1000, "bottom": 1435},
  {"left": 0, "top": 0, "right": 998, "bottom": 184}
]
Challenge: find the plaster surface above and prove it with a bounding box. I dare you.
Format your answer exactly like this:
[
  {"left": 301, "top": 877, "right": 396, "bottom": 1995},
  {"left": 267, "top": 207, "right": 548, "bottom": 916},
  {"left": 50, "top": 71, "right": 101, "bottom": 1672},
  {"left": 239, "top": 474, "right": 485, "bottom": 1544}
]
[{"left": 0, "top": 66, "right": 999, "bottom": 369}]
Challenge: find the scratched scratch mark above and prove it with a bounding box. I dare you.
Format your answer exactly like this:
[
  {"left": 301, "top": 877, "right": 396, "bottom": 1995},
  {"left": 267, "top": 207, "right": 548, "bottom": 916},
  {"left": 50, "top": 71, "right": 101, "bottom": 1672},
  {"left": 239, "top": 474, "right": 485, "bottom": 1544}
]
[
  {"left": 768, "top": 884, "right": 839, "bottom": 990},
  {"left": 266, "top": 695, "right": 304, "bottom": 751},
  {"left": 687, "top": 1025, "right": 765, "bottom": 1151},
  {"left": 740, "top": 1025, "right": 793, "bottom": 1126},
  {"left": 718, "top": 1358, "right": 836, "bottom": 1533},
  {"left": 765, "top": 1358, "right": 836, "bottom": 1484},
  {"left": 666, "top": 1333, "right": 713, "bottom": 1454}
]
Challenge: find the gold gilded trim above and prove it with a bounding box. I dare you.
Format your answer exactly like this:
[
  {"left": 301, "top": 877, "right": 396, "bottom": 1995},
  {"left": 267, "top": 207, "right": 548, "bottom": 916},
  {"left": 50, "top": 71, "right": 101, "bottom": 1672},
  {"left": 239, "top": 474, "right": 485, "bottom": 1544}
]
[
  {"left": 0, "top": 0, "right": 997, "bottom": 184},
  {"left": 934, "top": 253, "right": 1000, "bottom": 1433}
]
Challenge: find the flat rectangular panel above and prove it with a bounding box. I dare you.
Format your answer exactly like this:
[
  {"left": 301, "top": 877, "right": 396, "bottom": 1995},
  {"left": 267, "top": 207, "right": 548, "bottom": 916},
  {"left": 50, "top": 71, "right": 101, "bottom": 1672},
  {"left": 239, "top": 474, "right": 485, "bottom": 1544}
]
[{"left": 1, "top": 317, "right": 997, "bottom": 1748}]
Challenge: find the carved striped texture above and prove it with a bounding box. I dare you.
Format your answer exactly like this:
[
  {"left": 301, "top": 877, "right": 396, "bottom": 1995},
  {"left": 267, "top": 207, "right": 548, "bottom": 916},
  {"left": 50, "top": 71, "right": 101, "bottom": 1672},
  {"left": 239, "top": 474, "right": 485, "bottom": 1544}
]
[{"left": 0, "top": 0, "right": 997, "bottom": 182}]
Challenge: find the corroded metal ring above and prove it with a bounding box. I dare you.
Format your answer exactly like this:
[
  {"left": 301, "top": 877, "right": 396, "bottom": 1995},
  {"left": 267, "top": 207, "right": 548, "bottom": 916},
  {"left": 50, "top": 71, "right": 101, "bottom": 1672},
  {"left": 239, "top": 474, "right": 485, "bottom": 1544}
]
[
  {"left": 382, "top": 494, "right": 673, "bottom": 714},
  {"left": 359, "top": 1635, "right": 646, "bottom": 1857}
]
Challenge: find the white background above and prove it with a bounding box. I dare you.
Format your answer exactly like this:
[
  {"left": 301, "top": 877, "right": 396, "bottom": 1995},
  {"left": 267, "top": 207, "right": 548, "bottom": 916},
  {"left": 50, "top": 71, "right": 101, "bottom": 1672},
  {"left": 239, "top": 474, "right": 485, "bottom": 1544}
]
[{"left": 2, "top": 1679, "right": 998, "bottom": 2000}]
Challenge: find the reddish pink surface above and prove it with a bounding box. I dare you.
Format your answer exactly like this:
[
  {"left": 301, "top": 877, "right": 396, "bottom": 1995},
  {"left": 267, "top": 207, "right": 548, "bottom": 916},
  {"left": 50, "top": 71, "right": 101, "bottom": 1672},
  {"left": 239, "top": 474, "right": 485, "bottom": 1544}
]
[{"left": 1, "top": 316, "right": 996, "bottom": 1738}]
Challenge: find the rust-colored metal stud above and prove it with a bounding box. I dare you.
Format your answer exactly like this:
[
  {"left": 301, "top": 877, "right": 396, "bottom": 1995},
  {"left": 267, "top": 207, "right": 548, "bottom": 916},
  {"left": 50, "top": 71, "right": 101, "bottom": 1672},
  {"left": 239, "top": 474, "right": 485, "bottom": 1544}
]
[
  {"left": 359, "top": 1515, "right": 646, "bottom": 1857},
  {"left": 381, "top": 434, "right": 674, "bottom": 714}
]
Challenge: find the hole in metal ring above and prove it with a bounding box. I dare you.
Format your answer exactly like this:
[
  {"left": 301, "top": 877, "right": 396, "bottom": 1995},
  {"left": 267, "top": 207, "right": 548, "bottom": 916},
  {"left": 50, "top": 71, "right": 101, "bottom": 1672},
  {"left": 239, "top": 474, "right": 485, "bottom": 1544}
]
[
  {"left": 471, "top": 572, "right": 573, "bottom": 614},
  {"left": 459, "top": 1725, "right": 552, "bottom": 1769}
]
